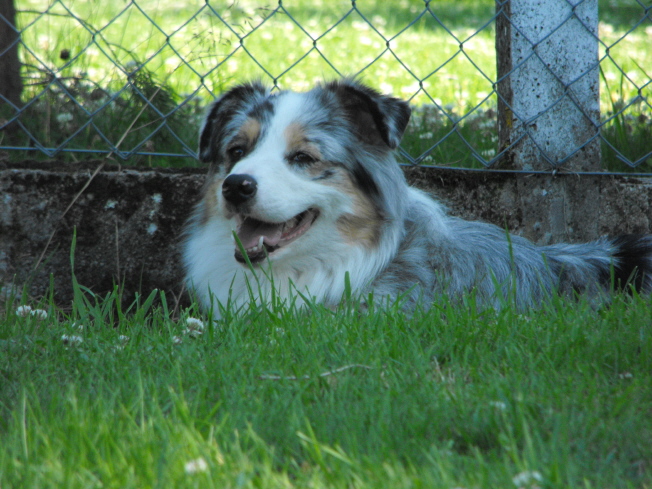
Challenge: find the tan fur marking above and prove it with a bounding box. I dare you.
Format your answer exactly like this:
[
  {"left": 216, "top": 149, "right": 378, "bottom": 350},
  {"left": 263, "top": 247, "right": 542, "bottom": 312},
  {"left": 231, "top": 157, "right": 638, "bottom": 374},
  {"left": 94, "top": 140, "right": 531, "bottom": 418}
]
[
  {"left": 288, "top": 122, "right": 382, "bottom": 246},
  {"left": 284, "top": 122, "right": 307, "bottom": 149},
  {"left": 284, "top": 122, "right": 322, "bottom": 166},
  {"left": 331, "top": 171, "right": 382, "bottom": 248},
  {"left": 239, "top": 118, "right": 261, "bottom": 146},
  {"left": 305, "top": 159, "right": 336, "bottom": 178},
  {"left": 225, "top": 118, "right": 261, "bottom": 170},
  {"left": 200, "top": 176, "right": 223, "bottom": 225}
]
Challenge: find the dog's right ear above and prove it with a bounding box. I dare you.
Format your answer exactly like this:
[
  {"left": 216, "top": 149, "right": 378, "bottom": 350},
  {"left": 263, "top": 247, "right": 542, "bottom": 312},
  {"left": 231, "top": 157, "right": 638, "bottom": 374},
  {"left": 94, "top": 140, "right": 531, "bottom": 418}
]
[{"left": 198, "top": 82, "right": 270, "bottom": 164}]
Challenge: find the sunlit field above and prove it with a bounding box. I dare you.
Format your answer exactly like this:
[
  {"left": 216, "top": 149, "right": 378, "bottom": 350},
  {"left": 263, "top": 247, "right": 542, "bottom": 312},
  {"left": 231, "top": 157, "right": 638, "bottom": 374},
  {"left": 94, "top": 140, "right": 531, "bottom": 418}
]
[{"left": 9, "top": 0, "right": 650, "bottom": 169}]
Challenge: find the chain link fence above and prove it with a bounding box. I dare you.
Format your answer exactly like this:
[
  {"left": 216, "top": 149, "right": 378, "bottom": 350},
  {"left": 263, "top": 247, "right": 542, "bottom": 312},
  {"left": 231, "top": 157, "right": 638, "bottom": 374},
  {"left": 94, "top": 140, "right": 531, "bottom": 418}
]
[{"left": 0, "top": 0, "right": 650, "bottom": 173}]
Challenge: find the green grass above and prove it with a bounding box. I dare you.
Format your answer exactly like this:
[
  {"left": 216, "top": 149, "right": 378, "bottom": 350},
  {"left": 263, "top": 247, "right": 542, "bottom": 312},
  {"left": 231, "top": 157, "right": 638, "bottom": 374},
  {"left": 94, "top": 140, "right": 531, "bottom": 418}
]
[
  {"left": 1, "top": 280, "right": 652, "bottom": 488},
  {"left": 6, "top": 0, "right": 650, "bottom": 170}
]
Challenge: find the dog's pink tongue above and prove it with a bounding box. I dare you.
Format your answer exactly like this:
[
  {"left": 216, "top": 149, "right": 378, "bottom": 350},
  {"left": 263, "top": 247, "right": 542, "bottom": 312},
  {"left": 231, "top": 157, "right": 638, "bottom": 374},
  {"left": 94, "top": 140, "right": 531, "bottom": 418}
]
[{"left": 237, "top": 218, "right": 283, "bottom": 249}]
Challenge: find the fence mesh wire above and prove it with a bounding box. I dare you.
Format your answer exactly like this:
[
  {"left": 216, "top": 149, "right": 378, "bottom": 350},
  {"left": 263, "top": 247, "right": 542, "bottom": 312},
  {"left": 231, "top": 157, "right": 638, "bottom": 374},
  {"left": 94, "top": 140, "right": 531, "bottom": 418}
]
[{"left": 1, "top": 0, "right": 650, "bottom": 173}]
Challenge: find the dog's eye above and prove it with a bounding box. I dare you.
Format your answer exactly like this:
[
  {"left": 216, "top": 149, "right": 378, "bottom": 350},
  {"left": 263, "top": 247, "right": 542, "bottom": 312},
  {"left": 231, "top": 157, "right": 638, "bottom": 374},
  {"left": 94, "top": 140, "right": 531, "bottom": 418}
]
[
  {"left": 228, "top": 146, "right": 245, "bottom": 161},
  {"left": 290, "top": 152, "right": 316, "bottom": 165}
]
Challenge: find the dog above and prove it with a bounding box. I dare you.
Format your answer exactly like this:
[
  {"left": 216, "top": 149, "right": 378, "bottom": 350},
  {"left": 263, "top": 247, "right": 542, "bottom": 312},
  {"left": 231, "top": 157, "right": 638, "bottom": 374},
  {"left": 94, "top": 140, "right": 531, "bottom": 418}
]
[{"left": 183, "top": 79, "right": 652, "bottom": 316}]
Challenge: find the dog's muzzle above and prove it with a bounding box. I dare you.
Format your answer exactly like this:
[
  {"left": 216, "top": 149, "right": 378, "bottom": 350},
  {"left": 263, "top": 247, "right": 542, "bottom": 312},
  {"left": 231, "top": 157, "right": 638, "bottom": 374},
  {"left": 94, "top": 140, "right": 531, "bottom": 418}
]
[
  {"left": 222, "top": 173, "right": 257, "bottom": 205},
  {"left": 221, "top": 173, "right": 320, "bottom": 265}
]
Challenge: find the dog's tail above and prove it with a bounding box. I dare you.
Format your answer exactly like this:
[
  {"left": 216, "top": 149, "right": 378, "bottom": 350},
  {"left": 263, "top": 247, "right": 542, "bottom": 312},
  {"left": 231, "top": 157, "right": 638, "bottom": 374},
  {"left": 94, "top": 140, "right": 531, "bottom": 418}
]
[{"left": 543, "top": 235, "right": 652, "bottom": 295}]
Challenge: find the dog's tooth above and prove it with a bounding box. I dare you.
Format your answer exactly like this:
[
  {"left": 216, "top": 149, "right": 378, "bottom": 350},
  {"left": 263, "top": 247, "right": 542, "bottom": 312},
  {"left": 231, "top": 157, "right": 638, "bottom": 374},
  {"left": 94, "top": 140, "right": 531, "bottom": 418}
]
[
  {"left": 258, "top": 236, "right": 264, "bottom": 249},
  {"left": 284, "top": 217, "right": 297, "bottom": 232}
]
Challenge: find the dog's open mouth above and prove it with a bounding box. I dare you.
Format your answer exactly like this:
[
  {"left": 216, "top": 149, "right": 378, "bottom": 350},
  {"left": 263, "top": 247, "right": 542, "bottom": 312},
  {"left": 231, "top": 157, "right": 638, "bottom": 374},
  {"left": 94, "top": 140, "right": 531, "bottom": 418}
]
[{"left": 234, "top": 208, "right": 320, "bottom": 264}]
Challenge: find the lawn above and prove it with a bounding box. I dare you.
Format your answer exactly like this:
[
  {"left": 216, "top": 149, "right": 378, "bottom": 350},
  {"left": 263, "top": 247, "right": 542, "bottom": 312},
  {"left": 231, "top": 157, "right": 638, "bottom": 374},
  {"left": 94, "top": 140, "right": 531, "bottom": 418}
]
[
  {"left": 2, "top": 2, "right": 652, "bottom": 486},
  {"left": 9, "top": 0, "right": 652, "bottom": 170},
  {"left": 1, "top": 283, "right": 651, "bottom": 488}
]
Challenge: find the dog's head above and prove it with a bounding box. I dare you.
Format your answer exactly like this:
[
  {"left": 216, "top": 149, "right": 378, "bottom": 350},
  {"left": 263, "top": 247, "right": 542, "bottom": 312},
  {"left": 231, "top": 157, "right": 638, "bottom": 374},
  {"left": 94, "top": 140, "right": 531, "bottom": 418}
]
[{"left": 197, "top": 79, "right": 411, "bottom": 265}]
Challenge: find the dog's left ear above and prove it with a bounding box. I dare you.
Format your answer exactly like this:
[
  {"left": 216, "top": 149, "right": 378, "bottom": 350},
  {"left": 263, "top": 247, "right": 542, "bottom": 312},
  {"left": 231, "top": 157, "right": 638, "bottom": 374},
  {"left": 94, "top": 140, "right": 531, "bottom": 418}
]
[{"left": 324, "top": 80, "right": 411, "bottom": 149}]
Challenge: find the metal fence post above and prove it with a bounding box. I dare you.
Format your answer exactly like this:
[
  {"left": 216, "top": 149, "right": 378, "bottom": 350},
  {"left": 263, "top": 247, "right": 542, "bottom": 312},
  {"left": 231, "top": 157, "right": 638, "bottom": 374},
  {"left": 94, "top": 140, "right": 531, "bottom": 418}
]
[
  {"left": 496, "top": 0, "right": 601, "bottom": 172},
  {"left": 0, "top": 0, "right": 23, "bottom": 117}
]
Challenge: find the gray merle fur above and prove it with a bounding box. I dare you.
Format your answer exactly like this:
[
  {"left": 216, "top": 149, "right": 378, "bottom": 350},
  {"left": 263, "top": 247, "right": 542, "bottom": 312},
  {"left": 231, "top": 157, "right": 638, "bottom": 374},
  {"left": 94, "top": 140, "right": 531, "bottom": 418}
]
[{"left": 185, "top": 79, "right": 652, "bottom": 313}]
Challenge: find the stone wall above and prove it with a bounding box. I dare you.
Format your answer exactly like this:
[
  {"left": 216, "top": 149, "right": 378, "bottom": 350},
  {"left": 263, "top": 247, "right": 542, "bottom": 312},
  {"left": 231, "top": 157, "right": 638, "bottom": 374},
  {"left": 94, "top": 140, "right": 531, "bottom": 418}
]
[{"left": 2, "top": 160, "right": 651, "bottom": 309}]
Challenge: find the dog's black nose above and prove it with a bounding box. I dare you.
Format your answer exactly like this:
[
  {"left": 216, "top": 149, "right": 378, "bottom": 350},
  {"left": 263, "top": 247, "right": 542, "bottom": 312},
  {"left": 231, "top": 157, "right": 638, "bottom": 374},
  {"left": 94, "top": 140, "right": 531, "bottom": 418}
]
[{"left": 222, "top": 173, "right": 257, "bottom": 204}]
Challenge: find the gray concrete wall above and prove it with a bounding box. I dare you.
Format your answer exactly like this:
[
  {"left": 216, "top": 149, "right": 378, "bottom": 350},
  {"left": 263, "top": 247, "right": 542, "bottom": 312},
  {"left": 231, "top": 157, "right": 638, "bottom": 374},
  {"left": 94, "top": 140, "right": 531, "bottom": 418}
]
[{"left": 1, "top": 161, "right": 651, "bottom": 309}]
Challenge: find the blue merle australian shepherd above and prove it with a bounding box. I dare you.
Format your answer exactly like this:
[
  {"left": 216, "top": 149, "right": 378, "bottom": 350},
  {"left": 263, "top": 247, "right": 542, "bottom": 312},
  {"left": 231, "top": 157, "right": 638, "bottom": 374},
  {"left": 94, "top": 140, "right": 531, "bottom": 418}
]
[{"left": 183, "top": 79, "right": 652, "bottom": 315}]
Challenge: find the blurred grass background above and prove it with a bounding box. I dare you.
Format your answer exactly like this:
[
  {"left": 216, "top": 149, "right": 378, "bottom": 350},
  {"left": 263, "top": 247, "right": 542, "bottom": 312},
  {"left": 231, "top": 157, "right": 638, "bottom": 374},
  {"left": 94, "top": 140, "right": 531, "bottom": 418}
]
[{"left": 8, "top": 0, "right": 652, "bottom": 170}]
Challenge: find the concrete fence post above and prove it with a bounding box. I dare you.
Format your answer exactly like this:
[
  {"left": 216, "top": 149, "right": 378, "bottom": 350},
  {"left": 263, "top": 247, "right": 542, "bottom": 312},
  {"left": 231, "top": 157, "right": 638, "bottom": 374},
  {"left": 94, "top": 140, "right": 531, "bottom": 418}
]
[
  {"left": 496, "top": 0, "right": 601, "bottom": 172},
  {"left": 495, "top": 0, "right": 604, "bottom": 245}
]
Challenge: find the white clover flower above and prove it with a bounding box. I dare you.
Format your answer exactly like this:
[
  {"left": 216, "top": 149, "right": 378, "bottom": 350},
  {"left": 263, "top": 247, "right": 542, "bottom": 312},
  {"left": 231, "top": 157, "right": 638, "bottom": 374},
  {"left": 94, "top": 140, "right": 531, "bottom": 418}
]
[
  {"left": 512, "top": 470, "right": 543, "bottom": 487},
  {"left": 184, "top": 457, "right": 208, "bottom": 474},
  {"left": 184, "top": 318, "right": 205, "bottom": 338},
  {"left": 479, "top": 119, "right": 495, "bottom": 130},
  {"left": 16, "top": 305, "right": 33, "bottom": 317},
  {"left": 30, "top": 309, "right": 48, "bottom": 320},
  {"left": 125, "top": 60, "right": 139, "bottom": 72},
  {"left": 173, "top": 336, "right": 183, "bottom": 345},
  {"left": 61, "top": 334, "right": 83, "bottom": 346},
  {"left": 489, "top": 401, "right": 507, "bottom": 410},
  {"left": 56, "top": 112, "right": 73, "bottom": 124},
  {"left": 186, "top": 318, "right": 205, "bottom": 330},
  {"left": 116, "top": 335, "right": 130, "bottom": 348}
]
